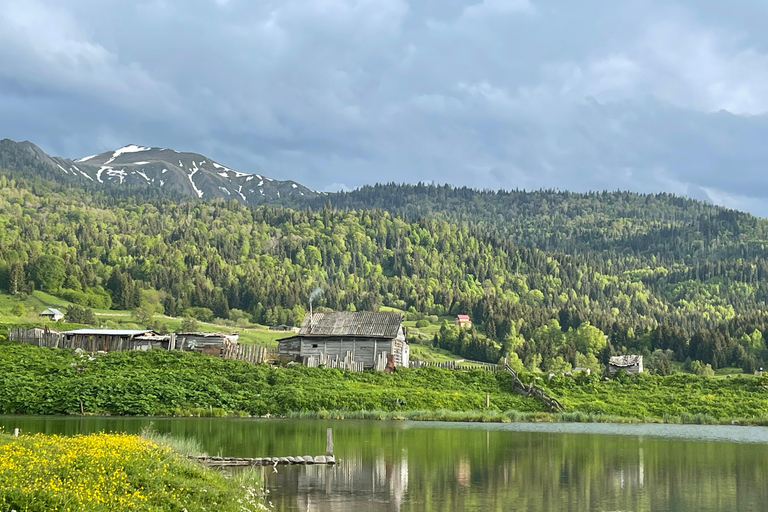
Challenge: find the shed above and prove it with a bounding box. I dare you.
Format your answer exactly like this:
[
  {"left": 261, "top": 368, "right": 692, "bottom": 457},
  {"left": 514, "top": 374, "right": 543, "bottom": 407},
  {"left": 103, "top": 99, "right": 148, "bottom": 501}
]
[
  {"left": 455, "top": 315, "right": 472, "bottom": 328},
  {"left": 176, "top": 332, "right": 239, "bottom": 355},
  {"left": 62, "top": 329, "right": 156, "bottom": 351},
  {"left": 609, "top": 355, "right": 643, "bottom": 375},
  {"left": 40, "top": 308, "right": 64, "bottom": 321},
  {"left": 278, "top": 311, "right": 408, "bottom": 369}
]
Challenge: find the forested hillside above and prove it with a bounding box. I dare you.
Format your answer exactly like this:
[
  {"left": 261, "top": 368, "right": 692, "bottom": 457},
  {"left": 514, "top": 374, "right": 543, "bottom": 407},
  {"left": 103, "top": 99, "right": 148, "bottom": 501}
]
[
  {"left": 315, "top": 183, "right": 767, "bottom": 261},
  {"left": 3, "top": 172, "right": 768, "bottom": 373}
]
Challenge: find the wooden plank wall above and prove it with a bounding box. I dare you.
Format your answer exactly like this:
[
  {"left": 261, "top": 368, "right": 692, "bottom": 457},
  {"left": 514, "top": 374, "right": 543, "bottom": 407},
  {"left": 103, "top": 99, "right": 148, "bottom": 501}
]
[
  {"left": 304, "top": 351, "right": 365, "bottom": 372},
  {"left": 8, "top": 327, "right": 64, "bottom": 348}
]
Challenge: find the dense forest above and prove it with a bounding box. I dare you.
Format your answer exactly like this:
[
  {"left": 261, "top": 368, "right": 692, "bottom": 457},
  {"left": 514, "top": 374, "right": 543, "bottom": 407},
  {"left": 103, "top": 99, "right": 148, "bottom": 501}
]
[{"left": 2, "top": 171, "right": 768, "bottom": 373}]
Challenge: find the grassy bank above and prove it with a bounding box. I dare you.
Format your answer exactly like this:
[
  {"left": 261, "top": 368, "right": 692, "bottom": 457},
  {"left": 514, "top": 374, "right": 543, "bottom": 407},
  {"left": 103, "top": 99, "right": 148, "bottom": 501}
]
[
  {"left": 0, "top": 342, "right": 540, "bottom": 416},
  {"left": 0, "top": 431, "right": 268, "bottom": 512},
  {"left": 3, "top": 342, "right": 768, "bottom": 424},
  {"left": 541, "top": 372, "right": 768, "bottom": 422},
  {"left": 285, "top": 408, "right": 768, "bottom": 426}
]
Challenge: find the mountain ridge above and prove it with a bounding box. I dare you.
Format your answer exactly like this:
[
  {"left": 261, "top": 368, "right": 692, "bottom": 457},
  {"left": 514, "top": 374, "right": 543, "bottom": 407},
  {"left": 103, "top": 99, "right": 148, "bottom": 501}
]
[{"left": 0, "top": 138, "right": 318, "bottom": 204}]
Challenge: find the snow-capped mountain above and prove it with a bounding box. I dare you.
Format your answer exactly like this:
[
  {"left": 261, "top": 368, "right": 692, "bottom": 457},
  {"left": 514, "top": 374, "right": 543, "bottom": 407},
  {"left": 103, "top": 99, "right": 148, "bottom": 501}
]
[{"left": 0, "top": 139, "right": 317, "bottom": 203}]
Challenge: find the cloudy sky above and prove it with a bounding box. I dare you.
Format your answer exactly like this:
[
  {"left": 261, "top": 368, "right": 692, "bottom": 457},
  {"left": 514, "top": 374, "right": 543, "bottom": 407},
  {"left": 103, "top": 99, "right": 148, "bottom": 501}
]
[{"left": 1, "top": 0, "right": 766, "bottom": 213}]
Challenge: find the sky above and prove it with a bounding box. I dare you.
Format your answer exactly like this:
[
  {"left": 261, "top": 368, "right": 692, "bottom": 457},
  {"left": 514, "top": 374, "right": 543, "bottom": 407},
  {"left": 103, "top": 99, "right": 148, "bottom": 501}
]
[{"left": 0, "top": 0, "right": 766, "bottom": 214}]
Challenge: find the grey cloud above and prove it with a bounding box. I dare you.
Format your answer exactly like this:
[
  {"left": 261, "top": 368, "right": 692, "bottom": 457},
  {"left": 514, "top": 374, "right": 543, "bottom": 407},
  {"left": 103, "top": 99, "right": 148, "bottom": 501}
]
[{"left": 0, "top": 0, "right": 766, "bottom": 215}]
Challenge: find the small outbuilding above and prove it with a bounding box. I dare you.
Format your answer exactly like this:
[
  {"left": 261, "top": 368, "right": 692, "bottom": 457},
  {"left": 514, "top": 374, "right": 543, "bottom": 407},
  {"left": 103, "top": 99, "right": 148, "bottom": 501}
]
[
  {"left": 175, "top": 332, "right": 239, "bottom": 355},
  {"left": 609, "top": 355, "right": 643, "bottom": 375},
  {"left": 455, "top": 315, "right": 472, "bottom": 328},
  {"left": 39, "top": 308, "right": 64, "bottom": 321},
  {"left": 278, "top": 311, "right": 408, "bottom": 369},
  {"left": 62, "top": 328, "right": 156, "bottom": 351}
]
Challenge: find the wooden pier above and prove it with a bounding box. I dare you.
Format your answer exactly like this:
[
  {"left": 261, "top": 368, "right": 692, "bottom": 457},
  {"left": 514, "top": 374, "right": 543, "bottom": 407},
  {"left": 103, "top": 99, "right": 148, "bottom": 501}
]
[
  {"left": 190, "top": 454, "right": 336, "bottom": 467},
  {"left": 191, "top": 427, "right": 337, "bottom": 468}
]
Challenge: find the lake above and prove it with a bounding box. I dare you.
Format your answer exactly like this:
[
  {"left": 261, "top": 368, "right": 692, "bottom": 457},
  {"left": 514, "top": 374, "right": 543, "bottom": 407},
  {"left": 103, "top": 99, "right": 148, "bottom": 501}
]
[{"left": 2, "top": 416, "right": 767, "bottom": 511}]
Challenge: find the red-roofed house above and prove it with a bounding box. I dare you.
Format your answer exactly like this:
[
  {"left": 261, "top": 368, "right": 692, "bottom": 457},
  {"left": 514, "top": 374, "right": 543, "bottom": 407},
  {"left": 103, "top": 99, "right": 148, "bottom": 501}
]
[{"left": 455, "top": 315, "right": 472, "bottom": 328}]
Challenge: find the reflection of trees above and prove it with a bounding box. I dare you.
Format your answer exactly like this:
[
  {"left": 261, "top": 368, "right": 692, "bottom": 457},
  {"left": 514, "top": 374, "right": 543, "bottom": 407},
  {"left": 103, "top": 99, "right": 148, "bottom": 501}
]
[
  {"left": 266, "top": 426, "right": 768, "bottom": 512},
  {"left": 6, "top": 417, "right": 768, "bottom": 512}
]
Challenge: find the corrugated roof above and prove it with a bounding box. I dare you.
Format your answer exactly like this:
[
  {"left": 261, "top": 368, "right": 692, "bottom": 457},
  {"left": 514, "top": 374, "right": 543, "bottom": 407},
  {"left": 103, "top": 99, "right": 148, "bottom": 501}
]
[
  {"left": 297, "top": 311, "right": 403, "bottom": 338},
  {"left": 609, "top": 355, "right": 642, "bottom": 367},
  {"left": 40, "top": 308, "right": 64, "bottom": 316},
  {"left": 64, "top": 329, "right": 154, "bottom": 336}
]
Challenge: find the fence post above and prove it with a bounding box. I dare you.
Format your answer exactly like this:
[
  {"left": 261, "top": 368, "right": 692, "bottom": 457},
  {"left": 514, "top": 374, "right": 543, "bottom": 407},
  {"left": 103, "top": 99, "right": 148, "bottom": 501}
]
[
  {"left": 486, "top": 394, "right": 490, "bottom": 408},
  {"left": 326, "top": 428, "right": 334, "bottom": 456}
]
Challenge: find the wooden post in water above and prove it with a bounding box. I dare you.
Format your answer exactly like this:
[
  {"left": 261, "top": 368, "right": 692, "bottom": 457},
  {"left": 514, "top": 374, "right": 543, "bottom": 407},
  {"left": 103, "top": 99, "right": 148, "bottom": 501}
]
[{"left": 326, "top": 428, "right": 334, "bottom": 457}]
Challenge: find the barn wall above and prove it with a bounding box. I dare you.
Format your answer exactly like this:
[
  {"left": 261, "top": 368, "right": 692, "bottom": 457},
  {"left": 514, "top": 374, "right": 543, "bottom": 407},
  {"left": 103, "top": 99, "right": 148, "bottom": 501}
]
[
  {"left": 279, "top": 335, "right": 412, "bottom": 368},
  {"left": 299, "top": 337, "right": 393, "bottom": 368}
]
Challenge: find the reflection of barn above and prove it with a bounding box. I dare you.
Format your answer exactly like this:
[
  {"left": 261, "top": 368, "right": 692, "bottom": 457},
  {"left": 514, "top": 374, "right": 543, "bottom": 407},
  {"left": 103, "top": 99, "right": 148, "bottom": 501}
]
[
  {"left": 277, "top": 311, "right": 409, "bottom": 369},
  {"left": 275, "top": 453, "right": 409, "bottom": 512},
  {"left": 609, "top": 355, "right": 643, "bottom": 375}
]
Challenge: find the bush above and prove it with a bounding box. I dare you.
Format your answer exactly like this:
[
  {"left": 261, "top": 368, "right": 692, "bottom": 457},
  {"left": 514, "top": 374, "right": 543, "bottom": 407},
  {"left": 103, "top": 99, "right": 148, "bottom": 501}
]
[
  {"left": 415, "top": 319, "right": 430, "bottom": 328},
  {"left": 64, "top": 305, "right": 97, "bottom": 325},
  {"left": 184, "top": 307, "right": 214, "bottom": 322},
  {"left": 178, "top": 317, "right": 199, "bottom": 332}
]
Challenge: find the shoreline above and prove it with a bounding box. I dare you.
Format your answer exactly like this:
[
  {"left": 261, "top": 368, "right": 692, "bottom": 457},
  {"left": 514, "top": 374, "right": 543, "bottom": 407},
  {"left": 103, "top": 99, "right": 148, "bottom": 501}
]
[{"left": 3, "top": 408, "right": 768, "bottom": 427}]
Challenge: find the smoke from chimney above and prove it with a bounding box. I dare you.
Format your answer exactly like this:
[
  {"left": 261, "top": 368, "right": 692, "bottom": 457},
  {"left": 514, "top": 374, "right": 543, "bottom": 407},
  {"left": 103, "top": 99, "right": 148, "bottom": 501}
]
[
  {"left": 309, "top": 287, "right": 323, "bottom": 304},
  {"left": 309, "top": 287, "right": 323, "bottom": 331}
]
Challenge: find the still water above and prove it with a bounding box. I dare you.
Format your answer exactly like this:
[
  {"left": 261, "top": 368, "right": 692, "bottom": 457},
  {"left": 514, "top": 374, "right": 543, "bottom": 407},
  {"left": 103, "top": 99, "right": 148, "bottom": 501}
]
[{"left": 2, "top": 416, "right": 768, "bottom": 511}]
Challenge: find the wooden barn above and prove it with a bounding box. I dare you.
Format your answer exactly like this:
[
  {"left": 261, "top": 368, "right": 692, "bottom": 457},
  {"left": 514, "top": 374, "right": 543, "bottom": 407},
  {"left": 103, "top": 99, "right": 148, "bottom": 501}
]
[
  {"left": 62, "top": 329, "right": 157, "bottom": 351},
  {"left": 609, "top": 355, "right": 643, "bottom": 375},
  {"left": 277, "top": 311, "right": 409, "bottom": 369}
]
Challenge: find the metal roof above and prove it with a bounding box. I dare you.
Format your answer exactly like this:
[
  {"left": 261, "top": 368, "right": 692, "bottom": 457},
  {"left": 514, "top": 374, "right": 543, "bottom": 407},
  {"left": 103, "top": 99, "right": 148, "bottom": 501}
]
[
  {"left": 40, "top": 308, "right": 64, "bottom": 316},
  {"left": 609, "top": 355, "right": 643, "bottom": 367},
  {"left": 296, "top": 311, "right": 403, "bottom": 338},
  {"left": 63, "top": 329, "right": 154, "bottom": 336}
]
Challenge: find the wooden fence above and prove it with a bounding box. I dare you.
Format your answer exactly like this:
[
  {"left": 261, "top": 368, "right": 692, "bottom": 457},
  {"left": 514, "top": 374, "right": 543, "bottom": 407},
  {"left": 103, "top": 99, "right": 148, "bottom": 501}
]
[
  {"left": 9, "top": 327, "right": 276, "bottom": 366},
  {"left": 409, "top": 359, "right": 502, "bottom": 372},
  {"left": 8, "top": 327, "right": 63, "bottom": 348},
  {"left": 503, "top": 363, "right": 564, "bottom": 413},
  {"left": 304, "top": 351, "right": 365, "bottom": 372},
  {"left": 222, "top": 341, "right": 272, "bottom": 364}
]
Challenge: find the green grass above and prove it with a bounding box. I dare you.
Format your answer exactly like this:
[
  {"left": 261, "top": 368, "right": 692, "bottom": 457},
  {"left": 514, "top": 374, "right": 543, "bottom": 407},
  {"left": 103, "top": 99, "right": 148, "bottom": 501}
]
[
  {"left": 713, "top": 366, "right": 746, "bottom": 379},
  {"left": 0, "top": 342, "right": 542, "bottom": 416},
  {"left": 542, "top": 372, "right": 768, "bottom": 422},
  {"left": 409, "top": 344, "right": 463, "bottom": 362}
]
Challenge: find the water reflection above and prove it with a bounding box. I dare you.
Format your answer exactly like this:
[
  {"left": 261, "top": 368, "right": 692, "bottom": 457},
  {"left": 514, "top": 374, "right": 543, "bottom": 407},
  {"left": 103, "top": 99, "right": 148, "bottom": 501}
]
[
  {"left": 2, "top": 417, "right": 768, "bottom": 512},
  {"left": 276, "top": 451, "right": 409, "bottom": 512}
]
